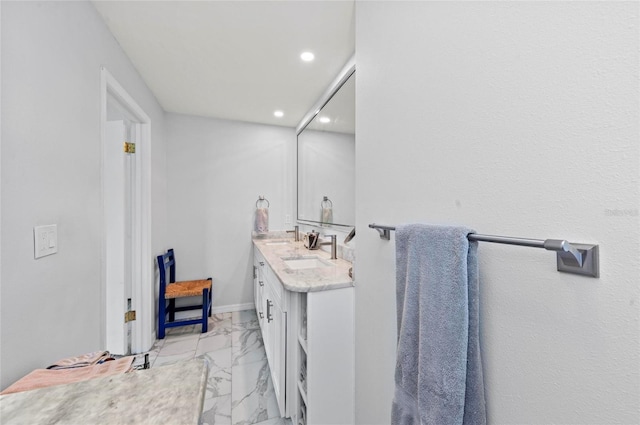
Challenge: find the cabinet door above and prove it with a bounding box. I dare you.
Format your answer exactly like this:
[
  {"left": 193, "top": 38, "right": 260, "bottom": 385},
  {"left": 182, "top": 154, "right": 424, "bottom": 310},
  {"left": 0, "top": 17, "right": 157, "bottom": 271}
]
[
  {"left": 266, "top": 294, "right": 287, "bottom": 417},
  {"left": 305, "top": 288, "right": 355, "bottom": 425},
  {"left": 254, "top": 257, "right": 266, "bottom": 327},
  {"left": 262, "top": 291, "right": 272, "bottom": 366}
]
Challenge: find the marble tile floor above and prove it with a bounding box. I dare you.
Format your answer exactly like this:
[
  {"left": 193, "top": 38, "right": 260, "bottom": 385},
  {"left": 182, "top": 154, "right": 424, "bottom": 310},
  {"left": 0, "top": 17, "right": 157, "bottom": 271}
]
[{"left": 140, "top": 309, "right": 291, "bottom": 425}]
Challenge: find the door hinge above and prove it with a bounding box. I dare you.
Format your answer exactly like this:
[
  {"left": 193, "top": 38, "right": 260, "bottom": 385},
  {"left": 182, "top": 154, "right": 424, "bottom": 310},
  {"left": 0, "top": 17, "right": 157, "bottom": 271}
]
[
  {"left": 123, "top": 142, "right": 136, "bottom": 154},
  {"left": 125, "top": 310, "right": 136, "bottom": 323}
]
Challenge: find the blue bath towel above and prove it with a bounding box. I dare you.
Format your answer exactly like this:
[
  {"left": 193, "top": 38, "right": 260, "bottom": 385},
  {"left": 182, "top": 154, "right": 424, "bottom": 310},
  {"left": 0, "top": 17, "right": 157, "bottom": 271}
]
[{"left": 392, "top": 223, "right": 486, "bottom": 425}]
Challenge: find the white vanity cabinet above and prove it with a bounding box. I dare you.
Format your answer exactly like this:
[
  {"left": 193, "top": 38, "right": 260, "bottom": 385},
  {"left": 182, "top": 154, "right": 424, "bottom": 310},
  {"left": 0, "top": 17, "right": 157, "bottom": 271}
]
[
  {"left": 254, "top": 247, "right": 287, "bottom": 416},
  {"left": 253, "top": 240, "right": 355, "bottom": 425}
]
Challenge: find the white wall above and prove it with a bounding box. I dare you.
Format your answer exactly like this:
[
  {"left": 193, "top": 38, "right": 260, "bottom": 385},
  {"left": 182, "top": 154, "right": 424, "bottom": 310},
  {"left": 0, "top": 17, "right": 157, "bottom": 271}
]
[
  {"left": 1, "top": 1, "right": 167, "bottom": 389},
  {"left": 355, "top": 2, "right": 639, "bottom": 424},
  {"left": 165, "top": 113, "right": 295, "bottom": 309}
]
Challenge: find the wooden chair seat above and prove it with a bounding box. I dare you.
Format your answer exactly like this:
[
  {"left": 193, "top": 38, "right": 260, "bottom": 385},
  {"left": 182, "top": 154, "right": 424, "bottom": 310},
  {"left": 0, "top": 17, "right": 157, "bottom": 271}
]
[{"left": 165, "top": 279, "right": 212, "bottom": 299}]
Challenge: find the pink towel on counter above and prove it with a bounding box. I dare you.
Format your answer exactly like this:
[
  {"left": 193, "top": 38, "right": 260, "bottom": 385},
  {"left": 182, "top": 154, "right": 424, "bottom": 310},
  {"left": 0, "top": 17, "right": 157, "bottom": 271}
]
[
  {"left": 1, "top": 357, "right": 134, "bottom": 395},
  {"left": 47, "top": 350, "right": 112, "bottom": 370}
]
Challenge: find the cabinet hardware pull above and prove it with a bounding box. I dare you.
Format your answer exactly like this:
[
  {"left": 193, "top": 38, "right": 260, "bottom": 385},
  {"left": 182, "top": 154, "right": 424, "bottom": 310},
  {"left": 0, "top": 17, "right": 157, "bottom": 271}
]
[
  {"left": 259, "top": 312, "right": 264, "bottom": 319},
  {"left": 260, "top": 262, "right": 265, "bottom": 266},
  {"left": 259, "top": 280, "right": 264, "bottom": 287},
  {"left": 253, "top": 266, "right": 257, "bottom": 279},
  {"left": 267, "top": 299, "right": 273, "bottom": 323}
]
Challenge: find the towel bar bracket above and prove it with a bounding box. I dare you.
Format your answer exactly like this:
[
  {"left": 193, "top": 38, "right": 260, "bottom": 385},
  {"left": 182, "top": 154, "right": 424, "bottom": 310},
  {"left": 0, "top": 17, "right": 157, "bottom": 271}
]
[
  {"left": 555, "top": 243, "right": 599, "bottom": 277},
  {"left": 544, "top": 239, "right": 583, "bottom": 266},
  {"left": 369, "top": 224, "right": 394, "bottom": 240}
]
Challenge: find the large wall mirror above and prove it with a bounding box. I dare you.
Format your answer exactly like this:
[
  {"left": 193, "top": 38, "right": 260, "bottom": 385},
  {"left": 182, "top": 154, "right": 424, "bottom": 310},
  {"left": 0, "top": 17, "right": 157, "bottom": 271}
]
[{"left": 297, "top": 70, "right": 355, "bottom": 227}]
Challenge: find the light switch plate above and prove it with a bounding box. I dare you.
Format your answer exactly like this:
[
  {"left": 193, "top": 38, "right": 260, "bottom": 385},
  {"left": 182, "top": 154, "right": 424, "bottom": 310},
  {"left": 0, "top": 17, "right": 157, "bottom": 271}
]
[{"left": 34, "top": 224, "right": 58, "bottom": 259}]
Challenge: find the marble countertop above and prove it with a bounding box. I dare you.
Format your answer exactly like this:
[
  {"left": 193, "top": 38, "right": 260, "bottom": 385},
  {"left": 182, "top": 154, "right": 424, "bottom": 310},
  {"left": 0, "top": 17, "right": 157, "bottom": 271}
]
[
  {"left": 253, "top": 236, "right": 354, "bottom": 293},
  {"left": 0, "top": 359, "right": 208, "bottom": 425}
]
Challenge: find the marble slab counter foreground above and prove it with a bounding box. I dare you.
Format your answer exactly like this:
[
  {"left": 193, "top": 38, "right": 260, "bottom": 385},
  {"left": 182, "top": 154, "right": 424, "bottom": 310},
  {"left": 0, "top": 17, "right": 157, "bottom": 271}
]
[
  {"left": 0, "top": 359, "right": 208, "bottom": 425},
  {"left": 253, "top": 237, "right": 354, "bottom": 292}
]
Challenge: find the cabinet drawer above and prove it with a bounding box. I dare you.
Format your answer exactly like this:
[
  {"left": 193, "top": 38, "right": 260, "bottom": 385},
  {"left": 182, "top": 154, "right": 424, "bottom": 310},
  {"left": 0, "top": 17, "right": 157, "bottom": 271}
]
[
  {"left": 264, "top": 264, "right": 284, "bottom": 309},
  {"left": 254, "top": 248, "right": 266, "bottom": 268}
]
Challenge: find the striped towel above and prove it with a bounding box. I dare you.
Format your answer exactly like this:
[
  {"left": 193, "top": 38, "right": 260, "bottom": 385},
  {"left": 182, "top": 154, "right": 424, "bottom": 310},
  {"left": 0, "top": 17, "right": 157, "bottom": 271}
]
[{"left": 1, "top": 356, "right": 134, "bottom": 395}]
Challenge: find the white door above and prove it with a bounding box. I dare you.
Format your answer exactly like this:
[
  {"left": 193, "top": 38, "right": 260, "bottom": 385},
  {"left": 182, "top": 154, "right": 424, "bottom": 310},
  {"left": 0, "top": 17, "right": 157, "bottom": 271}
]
[
  {"left": 105, "top": 120, "right": 135, "bottom": 355},
  {"left": 101, "top": 67, "right": 154, "bottom": 355}
]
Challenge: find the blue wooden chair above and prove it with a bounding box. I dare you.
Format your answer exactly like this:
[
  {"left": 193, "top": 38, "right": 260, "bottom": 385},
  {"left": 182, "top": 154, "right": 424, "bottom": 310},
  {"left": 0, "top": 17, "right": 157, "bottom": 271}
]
[{"left": 157, "top": 249, "right": 213, "bottom": 339}]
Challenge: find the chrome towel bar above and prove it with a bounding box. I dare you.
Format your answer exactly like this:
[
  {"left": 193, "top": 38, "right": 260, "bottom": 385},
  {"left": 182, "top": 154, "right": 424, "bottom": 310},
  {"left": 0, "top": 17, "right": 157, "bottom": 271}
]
[{"left": 368, "top": 223, "right": 599, "bottom": 277}]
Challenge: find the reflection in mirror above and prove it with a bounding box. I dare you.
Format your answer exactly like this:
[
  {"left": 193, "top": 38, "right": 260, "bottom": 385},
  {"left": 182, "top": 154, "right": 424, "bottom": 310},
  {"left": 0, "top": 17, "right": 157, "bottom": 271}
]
[{"left": 297, "top": 72, "right": 355, "bottom": 227}]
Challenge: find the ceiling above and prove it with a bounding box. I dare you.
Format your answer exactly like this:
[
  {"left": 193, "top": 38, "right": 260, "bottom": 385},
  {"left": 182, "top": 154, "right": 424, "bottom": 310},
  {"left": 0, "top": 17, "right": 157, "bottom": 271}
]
[{"left": 92, "top": 1, "right": 356, "bottom": 129}]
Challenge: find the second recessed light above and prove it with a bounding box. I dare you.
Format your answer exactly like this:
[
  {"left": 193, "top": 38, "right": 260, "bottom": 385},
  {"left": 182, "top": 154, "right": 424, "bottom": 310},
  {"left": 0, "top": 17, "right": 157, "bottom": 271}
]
[
  {"left": 274, "top": 110, "right": 284, "bottom": 118},
  {"left": 301, "top": 51, "right": 315, "bottom": 62}
]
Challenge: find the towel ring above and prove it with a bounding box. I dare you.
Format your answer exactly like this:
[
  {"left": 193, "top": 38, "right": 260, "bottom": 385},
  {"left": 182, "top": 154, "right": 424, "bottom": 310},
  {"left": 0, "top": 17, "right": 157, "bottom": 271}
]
[
  {"left": 256, "top": 196, "right": 270, "bottom": 208},
  {"left": 320, "top": 196, "right": 333, "bottom": 208}
]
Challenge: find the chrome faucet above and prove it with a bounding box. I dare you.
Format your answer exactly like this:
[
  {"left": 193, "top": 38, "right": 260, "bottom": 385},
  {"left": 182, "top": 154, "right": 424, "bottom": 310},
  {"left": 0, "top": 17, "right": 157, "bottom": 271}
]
[
  {"left": 287, "top": 225, "right": 300, "bottom": 241},
  {"left": 318, "top": 234, "right": 337, "bottom": 259}
]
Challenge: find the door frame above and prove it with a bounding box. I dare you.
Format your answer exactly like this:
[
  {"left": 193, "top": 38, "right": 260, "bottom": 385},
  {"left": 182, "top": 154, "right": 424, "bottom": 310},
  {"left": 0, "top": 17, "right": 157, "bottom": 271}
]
[{"left": 100, "top": 67, "right": 153, "bottom": 354}]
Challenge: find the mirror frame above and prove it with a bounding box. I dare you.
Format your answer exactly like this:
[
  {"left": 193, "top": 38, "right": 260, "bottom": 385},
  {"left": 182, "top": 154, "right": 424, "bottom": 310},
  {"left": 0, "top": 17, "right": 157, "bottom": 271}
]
[{"left": 296, "top": 57, "right": 355, "bottom": 229}]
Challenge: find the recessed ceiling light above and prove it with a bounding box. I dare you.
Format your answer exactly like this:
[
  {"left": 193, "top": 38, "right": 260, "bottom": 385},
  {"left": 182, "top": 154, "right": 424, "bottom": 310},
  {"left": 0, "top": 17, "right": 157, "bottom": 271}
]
[
  {"left": 274, "top": 110, "right": 284, "bottom": 118},
  {"left": 319, "top": 116, "right": 330, "bottom": 124},
  {"left": 300, "top": 52, "right": 315, "bottom": 62}
]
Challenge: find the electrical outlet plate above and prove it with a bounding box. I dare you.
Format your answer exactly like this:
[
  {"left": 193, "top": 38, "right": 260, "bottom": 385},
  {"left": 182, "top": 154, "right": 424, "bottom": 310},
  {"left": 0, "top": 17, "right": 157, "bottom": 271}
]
[{"left": 34, "top": 224, "right": 58, "bottom": 259}]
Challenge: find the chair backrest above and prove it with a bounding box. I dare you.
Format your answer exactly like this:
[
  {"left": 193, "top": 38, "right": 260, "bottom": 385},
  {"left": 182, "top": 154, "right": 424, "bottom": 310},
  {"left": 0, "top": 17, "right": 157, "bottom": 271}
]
[{"left": 157, "top": 249, "right": 177, "bottom": 292}]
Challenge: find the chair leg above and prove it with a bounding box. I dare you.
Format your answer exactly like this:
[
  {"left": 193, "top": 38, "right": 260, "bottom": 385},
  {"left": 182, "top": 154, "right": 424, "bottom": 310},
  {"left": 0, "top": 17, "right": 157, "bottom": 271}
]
[
  {"left": 168, "top": 299, "right": 176, "bottom": 322},
  {"left": 158, "top": 298, "right": 166, "bottom": 340},
  {"left": 201, "top": 288, "right": 209, "bottom": 334},
  {"left": 207, "top": 278, "right": 213, "bottom": 317}
]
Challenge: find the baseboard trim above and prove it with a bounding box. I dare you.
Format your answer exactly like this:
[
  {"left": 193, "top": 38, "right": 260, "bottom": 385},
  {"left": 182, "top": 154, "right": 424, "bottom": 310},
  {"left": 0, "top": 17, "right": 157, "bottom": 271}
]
[{"left": 211, "top": 302, "right": 254, "bottom": 314}]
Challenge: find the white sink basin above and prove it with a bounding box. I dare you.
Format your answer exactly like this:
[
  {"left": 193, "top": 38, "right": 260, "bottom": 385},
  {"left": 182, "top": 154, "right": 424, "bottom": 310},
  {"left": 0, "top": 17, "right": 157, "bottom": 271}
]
[
  {"left": 265, "top": 241, "right": 290, "bottom": 246},
  {"left": 282, "top": 256, "right": 332, "bottom": 270}
]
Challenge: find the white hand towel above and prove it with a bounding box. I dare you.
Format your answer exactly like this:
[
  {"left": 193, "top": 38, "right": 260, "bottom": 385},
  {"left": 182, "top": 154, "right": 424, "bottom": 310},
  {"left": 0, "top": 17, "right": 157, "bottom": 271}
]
[
  {"left": 255, "top": 208, "right": 269, "bottom": 234},
  {"left": 321, "top": 207, "right": 333, "bottom": 226}
]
